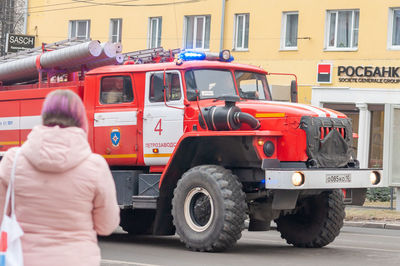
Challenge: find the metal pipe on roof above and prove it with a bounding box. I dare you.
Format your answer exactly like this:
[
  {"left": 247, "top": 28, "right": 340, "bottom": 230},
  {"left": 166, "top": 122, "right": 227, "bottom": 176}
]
[
  {"left": 40, "top": 40, "right": 102, "bottom": 69},
  {"left": 0, "top": 41, "right": 102, "bottom": 84}
]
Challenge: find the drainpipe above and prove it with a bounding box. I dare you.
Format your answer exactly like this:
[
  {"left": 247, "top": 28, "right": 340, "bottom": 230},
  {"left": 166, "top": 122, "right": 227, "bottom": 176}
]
[
  {"left": 219, "top": 0, "right": 226, "bottom": 51},
  {"left": 23, "top": 0, "right": 28, "bottom": 34}
]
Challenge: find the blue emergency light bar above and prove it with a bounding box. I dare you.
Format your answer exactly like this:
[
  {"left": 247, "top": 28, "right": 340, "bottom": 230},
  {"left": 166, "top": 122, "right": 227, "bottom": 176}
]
[{"left": 178, "top": 50, "right": 234, "bottom": 63}]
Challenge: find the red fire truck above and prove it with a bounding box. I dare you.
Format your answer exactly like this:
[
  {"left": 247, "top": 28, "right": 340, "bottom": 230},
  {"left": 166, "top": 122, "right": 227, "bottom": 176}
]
[{"left": 0, "top": 40, "right": 384, "bottom": 252}]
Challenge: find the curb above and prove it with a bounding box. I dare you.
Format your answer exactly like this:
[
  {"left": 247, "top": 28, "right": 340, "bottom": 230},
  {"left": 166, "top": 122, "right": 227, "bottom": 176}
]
[
  {"left": 344, "top": 220, "right": 400, "bottom": 230},
  {"left": 245, "top": 220, "right": 400, "bottom": 230}
]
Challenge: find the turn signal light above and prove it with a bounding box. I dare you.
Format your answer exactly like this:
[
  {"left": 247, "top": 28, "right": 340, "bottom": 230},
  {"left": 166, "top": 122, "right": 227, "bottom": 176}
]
[{"left": 292, "top": 172, "right": 305, "bottom": 186}]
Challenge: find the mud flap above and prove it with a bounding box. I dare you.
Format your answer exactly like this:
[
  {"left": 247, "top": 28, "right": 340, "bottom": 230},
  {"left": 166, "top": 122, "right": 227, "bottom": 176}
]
[{"left": 272, "top": 190, "right": 300, "bottom": 210}]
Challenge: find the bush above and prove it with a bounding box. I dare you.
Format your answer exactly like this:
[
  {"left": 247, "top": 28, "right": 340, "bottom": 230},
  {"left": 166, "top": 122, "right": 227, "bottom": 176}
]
[{"left": 366, "top": 187, "right": 392, "bottom": 202}]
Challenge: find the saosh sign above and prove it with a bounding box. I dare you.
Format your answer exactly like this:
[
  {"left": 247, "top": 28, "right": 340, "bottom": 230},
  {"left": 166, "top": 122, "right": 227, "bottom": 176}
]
[
  {"left": 337, "top": 65, "right": 400, "bottom": 84},
  {"left": 6, "top": 34, "right": 35, "bottom": 53}
]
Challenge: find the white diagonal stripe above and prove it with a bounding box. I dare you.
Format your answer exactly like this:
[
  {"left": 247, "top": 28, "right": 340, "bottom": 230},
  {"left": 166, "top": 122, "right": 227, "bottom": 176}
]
[{"left": 94, "top": 111, "right": 137, "bottom": 127}]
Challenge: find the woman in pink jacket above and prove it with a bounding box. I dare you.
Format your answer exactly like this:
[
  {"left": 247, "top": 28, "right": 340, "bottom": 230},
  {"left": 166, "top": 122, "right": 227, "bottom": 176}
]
[{"left": 0, "top": 89, "right": 120, "bottom": 266}]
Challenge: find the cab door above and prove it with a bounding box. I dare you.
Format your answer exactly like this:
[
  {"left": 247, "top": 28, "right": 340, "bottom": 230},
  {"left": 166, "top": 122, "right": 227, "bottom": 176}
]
[
  {"left": 143, "top": 71, "right": 184, "bottom": 165},
  {"left": 93, "top": 74, "right": 138, "bottom": 165}
]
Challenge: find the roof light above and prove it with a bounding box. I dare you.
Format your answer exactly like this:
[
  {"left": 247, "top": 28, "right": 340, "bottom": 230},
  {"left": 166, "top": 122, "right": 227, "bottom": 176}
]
[
  {"left": 177, "top": 50, "right": 234, "bottom": 62},
  {"left": 219, "top": 50, "right": 234, "bottom": 62},
  {"left": 178, "top": 51, "right": 206, "bottom": 61}
]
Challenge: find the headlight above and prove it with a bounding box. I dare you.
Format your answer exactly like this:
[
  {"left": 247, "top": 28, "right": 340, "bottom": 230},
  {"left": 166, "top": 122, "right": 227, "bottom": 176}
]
[
  {"left": 292, "top": 172, "right": 305, "bottom": 186},
  {"left": 370, "top": 171, "right": 381, "bottom": 185}
]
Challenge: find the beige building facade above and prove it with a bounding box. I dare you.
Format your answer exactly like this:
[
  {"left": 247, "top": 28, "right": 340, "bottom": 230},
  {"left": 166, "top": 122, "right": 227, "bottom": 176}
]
[{"left": 25, "top": 0, "right": 400, "bottom": 186}]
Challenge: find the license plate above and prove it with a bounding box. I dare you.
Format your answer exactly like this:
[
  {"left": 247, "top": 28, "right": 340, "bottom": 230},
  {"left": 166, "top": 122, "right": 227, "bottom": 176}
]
[{"left": 326, "top": 173, "right": 351, "bottom": 183}]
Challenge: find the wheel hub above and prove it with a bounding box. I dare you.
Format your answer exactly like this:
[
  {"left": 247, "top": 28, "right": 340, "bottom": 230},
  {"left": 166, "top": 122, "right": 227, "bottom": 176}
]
[{"left": 184, "top": 187, "right": 214, "bottom": 232}]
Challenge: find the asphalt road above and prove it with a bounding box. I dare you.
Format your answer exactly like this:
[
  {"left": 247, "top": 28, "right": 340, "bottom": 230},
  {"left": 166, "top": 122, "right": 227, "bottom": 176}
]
[{"left": 99, "top": 226, "right": 400, "bottom": 266}]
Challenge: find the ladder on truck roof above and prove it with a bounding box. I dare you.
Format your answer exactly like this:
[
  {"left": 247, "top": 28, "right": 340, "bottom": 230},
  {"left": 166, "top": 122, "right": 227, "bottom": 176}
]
[
  {"left": 123, "top": 47, "right": 181, "bottom": 64},
  {"left": 0, "top": 38, "right": 92, "bottom": 64}
]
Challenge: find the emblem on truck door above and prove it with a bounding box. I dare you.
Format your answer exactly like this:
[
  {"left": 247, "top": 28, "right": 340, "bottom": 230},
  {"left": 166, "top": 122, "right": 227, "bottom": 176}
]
[{"left": 110, "top": 128, "right": 121, "bottom": 147}]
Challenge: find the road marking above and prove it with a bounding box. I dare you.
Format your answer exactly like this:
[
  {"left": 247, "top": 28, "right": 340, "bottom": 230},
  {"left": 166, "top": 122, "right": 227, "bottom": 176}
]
[
  {"left": 342, "top": 232, "right": 400, "bottom": 239},
  {"left": 242, "top": 237, "right": 400, "bottom": 253},
  {"left": 328, "top": 244, "right": 400, "bottom": 253},
  {"left": 101, "top": 259, "right": 161, "bottom": 266}
]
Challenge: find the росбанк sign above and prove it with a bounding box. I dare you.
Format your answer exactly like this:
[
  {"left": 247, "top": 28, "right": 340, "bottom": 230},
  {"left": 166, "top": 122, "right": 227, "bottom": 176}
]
[
  {"left": 6, "top": 34, "right": 35, "bottom": 53},
  {"left": 338, "top": 65, "right": 400, "bottom": 83}
]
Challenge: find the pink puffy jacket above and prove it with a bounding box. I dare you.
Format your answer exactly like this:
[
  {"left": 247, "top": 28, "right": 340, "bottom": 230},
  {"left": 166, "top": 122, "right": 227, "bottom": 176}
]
[{"left": 0, "top": 125, "right": 120, "bottom": 266}]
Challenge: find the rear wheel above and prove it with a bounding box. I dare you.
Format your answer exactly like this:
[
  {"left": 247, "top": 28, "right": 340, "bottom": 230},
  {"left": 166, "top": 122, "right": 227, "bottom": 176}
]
[
  {"left": 172, "top": 165, "right": 247, "bottom": 252},
  {"left": 275, "top": 189, "right": 345, "bottom": 248}
]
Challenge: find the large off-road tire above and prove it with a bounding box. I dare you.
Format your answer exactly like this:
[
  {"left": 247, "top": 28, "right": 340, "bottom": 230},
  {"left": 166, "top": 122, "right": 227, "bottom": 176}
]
[
  {"left": 120, "top": 209, "right": 155, "bottom": 235},
  {"left": 275, "top": 189, "right": 345, "bottom": 248},
  {"left": 171, "top": 165, "right": 247, "bottom": 252}
]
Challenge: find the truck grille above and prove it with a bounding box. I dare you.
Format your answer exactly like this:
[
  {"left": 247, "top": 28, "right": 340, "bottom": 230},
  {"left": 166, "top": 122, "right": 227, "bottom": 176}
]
[
  {"left": 300, "top": 116, "right": 354, "bottom": 168},
  {"left": 320, "top": 127, "right": 346, "bottom": 140}
]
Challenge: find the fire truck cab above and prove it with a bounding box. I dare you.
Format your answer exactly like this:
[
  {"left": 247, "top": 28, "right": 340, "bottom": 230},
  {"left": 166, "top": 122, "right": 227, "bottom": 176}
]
[{"left": 0, "top": 44, "right": 386, "bottom": 252}]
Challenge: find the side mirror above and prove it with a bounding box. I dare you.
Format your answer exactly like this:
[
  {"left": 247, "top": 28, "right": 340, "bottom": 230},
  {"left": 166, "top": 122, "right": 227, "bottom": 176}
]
[
  {"left": 187, "top": 89, "right": 200, "bottom": 101},
  {"left": 290, "top": 80, "right": 298, "bottom": 103}
]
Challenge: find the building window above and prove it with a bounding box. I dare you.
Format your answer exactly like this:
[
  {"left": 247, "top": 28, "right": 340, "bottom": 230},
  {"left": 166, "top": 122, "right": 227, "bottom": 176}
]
[
  {"left": 281, "top": 12, "right": 298, "bottom": 50},
  {"left": 234, "top": 13, "right": 249, "bottom": 50},
  {"left": 69, "top": 20, "right": 90, "bottom": 40},
  {"left": 148, "top": 17, "right": 162, "bottom": 48},
  {"left": 110, "top": 19, "right": 122, "bottom": 43},
  {"left": 325, "top": 10, "right": 359, "bottom": 50},
  {"left": 184, "top": 15, "right": 211, "bottom": 50},
  {"left": 388, "top": 8, "right": 400, "bottom": 49}
]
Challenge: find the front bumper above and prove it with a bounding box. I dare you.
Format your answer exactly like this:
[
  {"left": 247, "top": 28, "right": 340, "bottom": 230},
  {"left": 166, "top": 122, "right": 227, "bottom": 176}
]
[{"left": 264, "top": 168, "right": 384, "bottom": 190}]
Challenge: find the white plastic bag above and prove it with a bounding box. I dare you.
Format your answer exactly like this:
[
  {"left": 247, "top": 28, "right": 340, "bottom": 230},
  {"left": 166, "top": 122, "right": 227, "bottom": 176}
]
[{"left": 0, "top": 149, "right": 24, "bottom": 266}]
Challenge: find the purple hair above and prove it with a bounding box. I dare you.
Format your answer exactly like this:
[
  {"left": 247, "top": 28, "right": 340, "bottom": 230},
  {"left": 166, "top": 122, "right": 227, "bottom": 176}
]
[{"left": 41, "top": 89, "right": 88, "bottom": 132}]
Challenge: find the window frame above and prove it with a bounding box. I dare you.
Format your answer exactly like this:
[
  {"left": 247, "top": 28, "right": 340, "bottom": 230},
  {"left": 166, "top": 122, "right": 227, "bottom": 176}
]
[
  {"left": 100, "top": 75, "right": 134, "bottom": 105},
  {"left": 148, "top": 17, "right": 162, "bottom": 48},
  {"left": 280, "top": 11, "right": 299, "bottom": 50},
  {"left": 109, "top": 18, "right": 122, "bottom": 43},
  {"left": 183, "top": 15, "right": 211, "bottom": 50},
  {"left": 148, "top": 71, "right": 183, "bottom": 103},
  {"left": 69, "top": 20, "right": 90, "bottom": 40},
  {"left": 325, "top": 9, "right": 359, "bottom": 51},
  {"left": 233, "top": 13, "right": 250, "bottom": 51},
  {"left": 388, "top": 8, "right": 400, "bottom": 50}
]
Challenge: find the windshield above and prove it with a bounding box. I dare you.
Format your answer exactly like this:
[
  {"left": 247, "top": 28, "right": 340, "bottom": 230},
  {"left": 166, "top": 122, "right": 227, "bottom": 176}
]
[
  {"left": 185, "top": 69, "right": 271, "bottom": 101},
  {"left": 235, "top": 71, "right": 271, "bottom": 100},
  {"left": 185, "top": 69, "right": 236, "bottom": 100}
]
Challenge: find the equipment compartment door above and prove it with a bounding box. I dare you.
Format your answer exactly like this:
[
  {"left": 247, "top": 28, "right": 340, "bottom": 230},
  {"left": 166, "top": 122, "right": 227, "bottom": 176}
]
[
  {"left": 143, "top": 71, "right": 184, "bottom": 165},
  {"left": 93, "top": 75, "right": 138, "bottom": 165}
]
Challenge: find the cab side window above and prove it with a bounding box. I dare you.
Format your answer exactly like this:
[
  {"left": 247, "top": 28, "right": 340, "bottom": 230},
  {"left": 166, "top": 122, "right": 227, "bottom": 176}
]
[
  {"left": 100, "top": 76, "right": 134, "bottom": 104},
  {"left": 149, "top": 72, "right": 182, "bottom": 102}
]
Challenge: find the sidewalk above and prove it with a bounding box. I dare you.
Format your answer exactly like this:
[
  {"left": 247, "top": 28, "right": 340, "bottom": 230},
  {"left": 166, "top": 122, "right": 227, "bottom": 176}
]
[{"left": 344, "top": 203, "right": 400, "bottom": 230}]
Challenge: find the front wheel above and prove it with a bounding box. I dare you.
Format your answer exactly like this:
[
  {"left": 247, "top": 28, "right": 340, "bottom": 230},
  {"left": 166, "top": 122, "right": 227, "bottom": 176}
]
[
  {"left": 172, "top": 165, "right": 247, "bottom": 252},
  {"left": 275, "top": 189, "right": 345, "bottom": 248}
]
